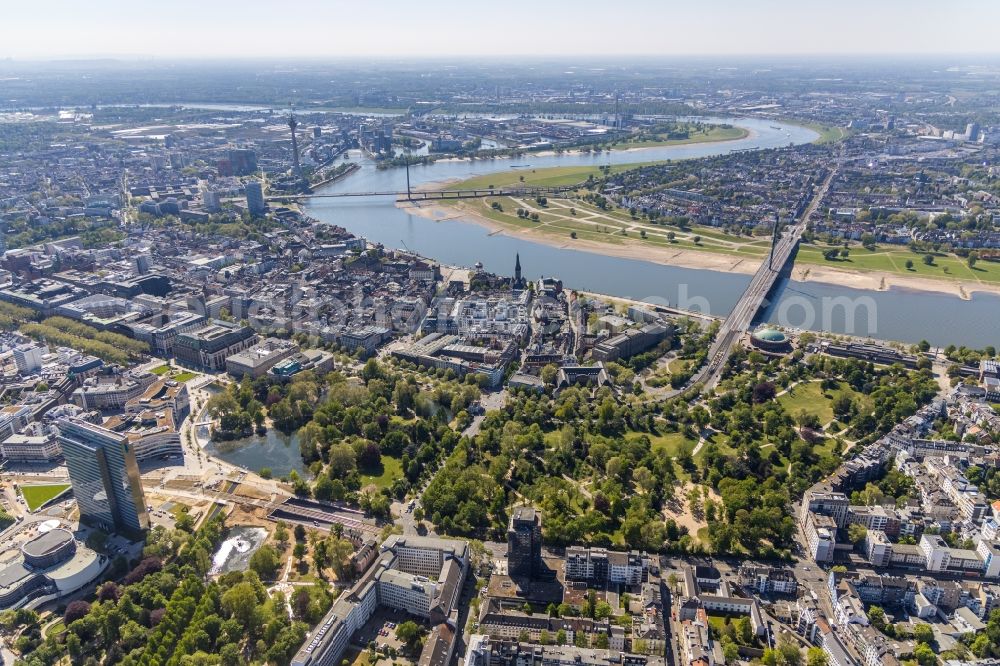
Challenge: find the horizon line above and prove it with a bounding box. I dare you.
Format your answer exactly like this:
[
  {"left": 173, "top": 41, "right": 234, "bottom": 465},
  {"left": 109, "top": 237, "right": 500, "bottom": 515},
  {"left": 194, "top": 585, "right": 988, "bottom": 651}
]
[{"left": 4, "top": 52, "right": 1000, "bottom": 63}]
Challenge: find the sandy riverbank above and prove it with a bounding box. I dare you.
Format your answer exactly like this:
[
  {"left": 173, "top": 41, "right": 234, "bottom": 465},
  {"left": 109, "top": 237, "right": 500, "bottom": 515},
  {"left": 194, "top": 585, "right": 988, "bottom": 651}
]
[
  {"left": 790, "top": 263, "right": 1000, "bottom": 299},
  {"left": 400, "top": 199, "right": 759, "bottom": 275},
  {"left": 399, "top": 199, "right": 1000, "bottom": 300}
]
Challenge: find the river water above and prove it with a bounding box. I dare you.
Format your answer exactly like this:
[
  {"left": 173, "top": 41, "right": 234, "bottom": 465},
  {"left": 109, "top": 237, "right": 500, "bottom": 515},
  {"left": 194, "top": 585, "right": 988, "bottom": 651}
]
[{"left": 305, "top": 118, "right": 999, "bottom": 348}]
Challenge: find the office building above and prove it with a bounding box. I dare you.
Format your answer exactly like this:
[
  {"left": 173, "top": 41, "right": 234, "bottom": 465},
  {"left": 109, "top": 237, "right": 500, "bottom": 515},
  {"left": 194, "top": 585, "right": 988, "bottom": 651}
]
[
  {"left": 174, "top": 321, "right": 258, "bottom": 372},
  {"left": 57, "top": 419, "right": 149, "bottom": 534},
  {"left": 592, "top": 323, "right": 671, "bottom": 362},
  {"left": 0, "top": 405, "right": 32, "bottom": 440},
  {"left": 0, "top": 430, "right": 61, "bottom": 463},
  {"left": 507, "top": 507, "right": 542, "bottom": 579},
  {"left": 200, "top": 183, "right": 221, "bottom": 212},
  {"left": 13, "top": 343, "right": 46, "bottom": 374},
  {"left": 133, "top": 254, "right": 152, "bottom": 275},
  {"left": 228, "top": 148, "right": 258, "bottom": 176},
  {"left": 226, "top": 338, "right": 299, "bottom": 378},
  {"left": 291, "top": 534, "right": 468, "bottom": 666},
  {"left": 245, "top": 180, "right": 266, "bottom": 217},
  {"left": 73, "top": 370, "right": 157, "bottom": 411}
]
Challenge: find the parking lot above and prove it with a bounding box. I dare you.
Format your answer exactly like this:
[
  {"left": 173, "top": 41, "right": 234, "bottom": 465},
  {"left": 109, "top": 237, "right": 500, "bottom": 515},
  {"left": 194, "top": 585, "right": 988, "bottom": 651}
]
[{"left": 351, "top": 607, "right": 421, "bottom": 662}]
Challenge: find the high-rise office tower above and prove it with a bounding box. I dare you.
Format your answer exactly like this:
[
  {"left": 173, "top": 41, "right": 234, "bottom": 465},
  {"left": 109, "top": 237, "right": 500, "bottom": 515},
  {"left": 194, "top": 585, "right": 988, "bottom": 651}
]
[
  {"left": 228, "top": 148, "right": 258, "bottom": 176},
  {"left": 288, "top": 113, "right": 303, "bottom": 180},
  {"left": 507, "top": 506, "right": 542, "bottom": 579},
  {"left": 57, "top": 419, "right": 149, "bottom": 534},
  {"left": 245, "top": 180, "right": 266, "bottom": 217}
]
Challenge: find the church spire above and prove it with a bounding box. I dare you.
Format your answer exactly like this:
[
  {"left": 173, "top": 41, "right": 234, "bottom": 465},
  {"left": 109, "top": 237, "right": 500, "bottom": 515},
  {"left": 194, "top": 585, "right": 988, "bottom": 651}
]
[{"left": 514, "top": 253, "right": 522, "bottom": 287}]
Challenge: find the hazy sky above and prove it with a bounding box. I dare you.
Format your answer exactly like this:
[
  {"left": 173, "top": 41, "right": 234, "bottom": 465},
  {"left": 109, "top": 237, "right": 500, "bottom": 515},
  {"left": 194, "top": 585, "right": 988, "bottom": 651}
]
[{"left": 3, "top": 0, "right": 999, "bottom": 59}]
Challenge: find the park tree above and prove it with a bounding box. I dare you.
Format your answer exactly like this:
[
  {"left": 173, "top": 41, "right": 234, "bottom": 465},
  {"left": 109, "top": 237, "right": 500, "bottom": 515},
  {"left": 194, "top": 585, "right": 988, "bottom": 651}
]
[
  {"left": 248, "top": 544, "right": 281, "bottom": 579},
  {"left": 273, "top": 521, "right": 289, "bottom": 547},
  {"left": 64, "top": 600, "right": 90, "bottom": 624}
]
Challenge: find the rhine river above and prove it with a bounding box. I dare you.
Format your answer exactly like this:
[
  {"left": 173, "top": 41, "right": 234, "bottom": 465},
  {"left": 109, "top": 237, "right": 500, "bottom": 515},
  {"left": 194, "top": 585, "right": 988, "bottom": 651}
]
[{"left": 306, "top": 118, "right": 999, "bottom": 348}]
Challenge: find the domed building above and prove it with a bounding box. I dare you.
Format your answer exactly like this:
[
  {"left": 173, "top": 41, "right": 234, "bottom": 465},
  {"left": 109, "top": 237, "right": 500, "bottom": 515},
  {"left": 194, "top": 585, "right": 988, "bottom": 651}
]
[
  {"left": 749, "top": 326, "right": 792, "bottom": 354},
  {"left": 0, "top": 526, "right": 105, "bottom": 610}
]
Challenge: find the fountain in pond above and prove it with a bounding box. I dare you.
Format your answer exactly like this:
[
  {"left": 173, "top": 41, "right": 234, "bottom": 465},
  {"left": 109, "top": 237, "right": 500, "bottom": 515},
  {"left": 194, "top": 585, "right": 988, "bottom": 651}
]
[{"left": 209, "top": 526, "right": 268, "bottom": 575}]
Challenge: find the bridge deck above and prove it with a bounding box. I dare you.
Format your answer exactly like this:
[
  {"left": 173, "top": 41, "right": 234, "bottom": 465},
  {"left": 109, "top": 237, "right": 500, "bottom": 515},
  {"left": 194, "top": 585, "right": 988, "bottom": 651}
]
[
  {"left": 266, "top": 185, "right": 576, "bottom": 200},
  {"left": 694, "top": 165, "right": 837, "bottom": 388}
]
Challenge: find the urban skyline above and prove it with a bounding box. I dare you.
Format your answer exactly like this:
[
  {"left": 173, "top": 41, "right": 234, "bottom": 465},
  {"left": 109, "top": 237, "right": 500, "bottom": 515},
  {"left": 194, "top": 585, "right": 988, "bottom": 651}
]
[{"left": 2, "top": 13, "right": 1000, "bottom": 665}]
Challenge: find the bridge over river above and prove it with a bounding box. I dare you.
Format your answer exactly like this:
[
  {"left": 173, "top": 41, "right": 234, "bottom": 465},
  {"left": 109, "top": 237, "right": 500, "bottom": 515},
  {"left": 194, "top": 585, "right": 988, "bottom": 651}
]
[
  {"left": 267, "top": 185, "right": 575, "bottom": 201},
  {"left": 695, "top": 165, "right": 837, "bottom": 389}
]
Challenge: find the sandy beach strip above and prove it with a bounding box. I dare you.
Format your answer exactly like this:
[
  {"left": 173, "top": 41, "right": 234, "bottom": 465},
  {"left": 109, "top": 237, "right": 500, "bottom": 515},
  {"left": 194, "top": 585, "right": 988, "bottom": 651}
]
[{"left": 398, "top": 199, "right": 1000, "bottom": 300}]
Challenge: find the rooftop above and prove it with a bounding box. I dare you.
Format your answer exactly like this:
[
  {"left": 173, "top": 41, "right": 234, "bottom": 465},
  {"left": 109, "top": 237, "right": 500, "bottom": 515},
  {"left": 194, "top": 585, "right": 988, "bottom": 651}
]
[
  {"left": 752, "top": 327, "right": 787, "bottom": 343},
  {"left": 20, "top": 529, "right": 73, "bottom": 559}
]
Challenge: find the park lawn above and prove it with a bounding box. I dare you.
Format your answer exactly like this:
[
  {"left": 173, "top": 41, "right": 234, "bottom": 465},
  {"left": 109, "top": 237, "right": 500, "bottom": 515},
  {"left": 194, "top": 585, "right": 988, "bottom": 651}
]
[
  {"left": 172, "top": 371, "right": 199, "bottom": 383},
  {"left": 813, "top": 125, "right": 849, "bottom": 144},
  {"left": 778, "top": 381, "right": 868, "bottom": 426},
  {"left": 782, "top": 119, "right": 850, "bottom": 144},
  {"left": 612, "top": 125, "right": 748, "bottom": 149},
  {"left": 44, "top": 620, "right": 66, "bottom": 638},
  {"left": 359, "top": 455, "right": 404, "bottom": 490},
  {"left": 467, "top": 186, "right": 774, "bottom": 261},
  {"left": 699, "top": 432, "right": 734, "bottom": 457},
  {"left": 812, "top": 436, "right": 842, "bottom": 459},
  {"left": 683, "top": 226, "right": 752, "bottom": 243},
  {"left": 473, "top": 197, "right": 768, "bottom": 258},
  {"left": 21, "top": 483, "right": 71, "bottom": 511},
  {"left": 455, "top": 161, "right": 656, "bottom": 191},
  {"left": 169, "top": 503, "right": 191, "bottom": 520},
  {"left": 150, "top": 364, "right": 172, "bottom": 376},
  {"left": 668, "top": 358, "right": 691, "bottom": 375},
  {"left": 798, "top": 244, "right": 1000, "bottom": 285},
  {"left": 458, "top": 166, "right": 601, "bottom": 191},
  {"left": 535, "top": 222, "right": 628, "bottom": 245},
  {"left": 628, "top": 431, "right": 699, "bottom": 457},
  {"left": 778, "top": 382, "right": 835, "bottom": 424},
  {"left": 476, "top": 200, "right": 540, "bottom": 229}
]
